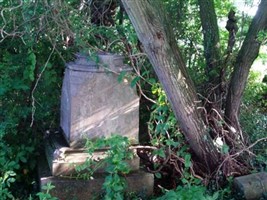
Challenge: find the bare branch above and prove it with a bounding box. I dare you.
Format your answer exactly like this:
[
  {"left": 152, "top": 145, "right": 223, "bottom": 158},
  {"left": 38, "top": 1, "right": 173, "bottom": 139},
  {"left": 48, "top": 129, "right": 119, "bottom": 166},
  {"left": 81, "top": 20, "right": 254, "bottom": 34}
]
[{"left": 30, "top": 45, "right": 56, "bottom": 127}]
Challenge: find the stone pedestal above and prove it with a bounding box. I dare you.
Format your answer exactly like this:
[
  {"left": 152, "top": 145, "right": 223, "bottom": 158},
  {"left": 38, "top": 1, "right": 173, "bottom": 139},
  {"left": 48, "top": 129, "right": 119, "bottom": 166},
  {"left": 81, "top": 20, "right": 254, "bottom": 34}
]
[
  {"left": 39, "top": 53, "right": 154, "bottom": 199},
  {"left": 60, "top": 53, "right": 139, "bottom": 148}
]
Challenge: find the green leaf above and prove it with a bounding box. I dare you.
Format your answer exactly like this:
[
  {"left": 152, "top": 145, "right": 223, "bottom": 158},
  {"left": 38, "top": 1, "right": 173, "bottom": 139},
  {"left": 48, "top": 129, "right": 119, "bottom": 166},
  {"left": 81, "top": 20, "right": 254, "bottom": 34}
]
[
  {"left": 130, "top": 76, "right": 140, "bottom": 88},
  {"left": 155, "top": 172, "right": 162, "bottom": 179},
  {"left": 117, "top": 71, "right": 127, "bottom": 83},
  {"left": 20, "top": 156, "right": 27, "bottom": 163},
  {"left": 6, "top": 193, "right": 14, "bottom": 199},
  {"left": 184, "top": 154, "right": 192, "bottom": 168},
  {"left": 221, "top": 144, "right": 229, "bottom": 154},
  {"left": 212, "top": 192, "right": 219, "bottom": 199},
  {"left": 23, "top": 52, "right": 36, "bottom": 81},
  {"left": 8, "top": 177, "right": 15, "bottom": 183},
  {"left": 166, "top": 139, "right": 179, "bottom": 147},
  {"left": 154, "top": 148, "right": 166, "bottom": 158},
  {"left": 148, "top": 78, "right": 156, "bottom": 84}
]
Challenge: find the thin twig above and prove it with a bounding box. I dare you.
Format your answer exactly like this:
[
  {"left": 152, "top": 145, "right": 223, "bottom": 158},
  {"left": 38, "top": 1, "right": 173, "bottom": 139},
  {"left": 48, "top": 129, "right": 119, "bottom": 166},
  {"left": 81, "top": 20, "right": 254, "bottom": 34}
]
[
  {"left": 30, "top": 45, "right": 56, "bottom": 127},
  {"left": 216, "top": 136, "right": 267, "bottom": 175},
  {"left": 0, "top": 0, "right": 23, "bottom": 38}
]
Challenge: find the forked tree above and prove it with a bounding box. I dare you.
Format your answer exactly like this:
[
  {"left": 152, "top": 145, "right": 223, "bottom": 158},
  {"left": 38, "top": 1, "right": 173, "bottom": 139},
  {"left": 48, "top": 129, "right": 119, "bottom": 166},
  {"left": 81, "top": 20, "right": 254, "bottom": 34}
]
[{"left": 121, "top": 0, "right": 267, "bottom": 174}]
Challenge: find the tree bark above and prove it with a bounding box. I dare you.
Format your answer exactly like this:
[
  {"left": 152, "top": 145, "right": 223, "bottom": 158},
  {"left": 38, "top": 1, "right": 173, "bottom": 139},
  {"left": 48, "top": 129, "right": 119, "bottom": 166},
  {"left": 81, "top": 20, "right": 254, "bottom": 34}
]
[
  {"left": 198, "top": 0, "right": 221, "bottom": 73},
  {"left": 198, "top": 0, "right": 225, "bottom": 138},
  {"left": 121, "top": 0, "right": 220, "bottom": 170},
  {"left": 225, "top": 0, "right": 267, "bottom": 138}
]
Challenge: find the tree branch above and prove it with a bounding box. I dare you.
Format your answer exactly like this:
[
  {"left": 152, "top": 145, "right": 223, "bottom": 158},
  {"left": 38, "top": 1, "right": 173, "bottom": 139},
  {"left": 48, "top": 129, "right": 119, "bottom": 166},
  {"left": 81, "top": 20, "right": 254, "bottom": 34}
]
[{"left": 225, "top": 0, "right": 267, "bottom": 135}]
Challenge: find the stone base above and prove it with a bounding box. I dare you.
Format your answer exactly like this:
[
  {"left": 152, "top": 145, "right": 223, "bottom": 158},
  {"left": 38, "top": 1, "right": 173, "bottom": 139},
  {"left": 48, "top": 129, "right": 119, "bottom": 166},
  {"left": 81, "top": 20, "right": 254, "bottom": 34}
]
[
  {"left": 44, "top": 131, "right": 140, "bottom": 176},
  {"left": 38, "top": 155, "right": 154, "bottom": 200}
]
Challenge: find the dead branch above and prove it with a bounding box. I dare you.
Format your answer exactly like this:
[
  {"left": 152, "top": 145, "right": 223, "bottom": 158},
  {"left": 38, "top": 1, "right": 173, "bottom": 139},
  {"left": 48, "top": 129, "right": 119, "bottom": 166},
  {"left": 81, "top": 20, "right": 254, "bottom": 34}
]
[
  {"left": 30, "top": 45, "right": 56, "bottom": 127},
  {"left": 216, "top": 137, "right": 267, "bottom": 177}
]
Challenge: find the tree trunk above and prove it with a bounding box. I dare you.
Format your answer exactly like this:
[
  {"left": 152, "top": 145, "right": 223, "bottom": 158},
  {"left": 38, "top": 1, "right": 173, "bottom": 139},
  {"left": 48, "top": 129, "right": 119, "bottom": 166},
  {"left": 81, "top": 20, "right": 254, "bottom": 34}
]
[
  {"left": 198, "top": 0, "right": 225, "bottom": 138},
  {"left": 121, "top": 0, "right": 220, "bottom": 170},
  {"left": 198, "top": 0, "right": 223, "bottom": 103},
  {"left": 198, "top": 0, "right": 221, "bottom": 73},
  {"left": 225, "top": 0, "right": 267, "bottom": 139}
]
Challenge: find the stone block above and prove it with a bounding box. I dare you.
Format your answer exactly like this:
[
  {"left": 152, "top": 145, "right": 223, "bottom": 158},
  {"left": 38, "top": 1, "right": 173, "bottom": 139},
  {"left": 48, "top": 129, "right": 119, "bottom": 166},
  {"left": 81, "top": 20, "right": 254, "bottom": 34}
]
[
  {"left": 39, "top": 156, "right": 154, "bottom": 200},
  {"left": 60, "top": 54, "right": 139, "bottom": 148},
  {"left": 51, "top": 151, "right": 140, "bottom": 177},
  {"left": 44, "top": 131, "right": 140, "bottom": 176},
  {"left": 233, "top": 172, "right": 267, "bottom": 200}
]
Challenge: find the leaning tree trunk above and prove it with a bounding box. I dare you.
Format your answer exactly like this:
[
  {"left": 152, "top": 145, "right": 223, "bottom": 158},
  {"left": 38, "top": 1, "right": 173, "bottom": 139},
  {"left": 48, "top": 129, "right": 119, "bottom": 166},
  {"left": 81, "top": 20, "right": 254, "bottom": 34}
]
[
  {"left": 225, "top": 0, "right": 267, "bottom": 140},
  {"left": 121, "top": 0, "right": 220, "bottom": 170}
]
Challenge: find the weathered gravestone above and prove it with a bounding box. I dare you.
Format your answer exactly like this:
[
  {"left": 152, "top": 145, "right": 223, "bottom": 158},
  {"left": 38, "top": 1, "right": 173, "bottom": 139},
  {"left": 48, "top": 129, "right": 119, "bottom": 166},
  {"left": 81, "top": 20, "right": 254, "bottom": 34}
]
[
  {"left": 39, "top": 53, "right": 154, "bottom": 199},
  {"left": 60, "top": 53, "right": 139, "bottom": 148}
]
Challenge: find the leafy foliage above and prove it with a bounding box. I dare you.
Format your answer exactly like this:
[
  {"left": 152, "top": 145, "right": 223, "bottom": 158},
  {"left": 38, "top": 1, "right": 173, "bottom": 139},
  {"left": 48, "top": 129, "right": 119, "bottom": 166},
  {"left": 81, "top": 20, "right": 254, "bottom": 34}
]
[
  {"left": 0, "top": 171, "right": 16, "bottom": 199},
  {"left": 76, "top": 135, "right": 133, "bottom": 200},
  {"left": 0, "top": 1, "right": 74, "bottom": 197},
  {"left": 243, "top": 71, "right": 267, "bottom": 109},
  {"left": 155, "top": 185, "right": 219, "bottom": 200},
  {"left": 36, "top": 182, "right": 58, "bottom": 200},
  {"left": 241, "top": 71, "right": 267, "bottom": 170}
]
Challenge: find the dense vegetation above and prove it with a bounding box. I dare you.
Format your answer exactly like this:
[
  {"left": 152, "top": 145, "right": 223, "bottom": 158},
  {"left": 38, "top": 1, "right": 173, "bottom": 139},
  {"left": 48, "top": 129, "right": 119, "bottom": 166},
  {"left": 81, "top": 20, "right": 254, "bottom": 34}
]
[{"left": 0, "top": 0, "right": 266, "bottom": 199}]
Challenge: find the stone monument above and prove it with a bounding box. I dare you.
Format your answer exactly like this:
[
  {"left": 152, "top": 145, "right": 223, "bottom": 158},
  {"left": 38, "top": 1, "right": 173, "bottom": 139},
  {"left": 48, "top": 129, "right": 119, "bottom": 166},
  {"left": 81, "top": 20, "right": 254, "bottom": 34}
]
[
  {"left": 39, "top": 53, "right": 154, "bottom": 199},
  {"left": 60, "top": 53, "right": 139, "bottom": 148}
]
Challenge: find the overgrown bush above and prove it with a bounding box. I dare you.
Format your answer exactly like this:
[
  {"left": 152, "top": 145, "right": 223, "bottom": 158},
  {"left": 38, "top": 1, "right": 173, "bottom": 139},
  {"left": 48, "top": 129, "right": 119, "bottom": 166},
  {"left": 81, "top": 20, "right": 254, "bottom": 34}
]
[
  {"left": 0, "top": 23, "right": 72, "bottom": 200},
  {"left": 75, "top": 135, "right": 133, "bottom": 200},
  {"left": 241, "top": 71, "right": 267, "bottom": 170},
  {"left": 155, "top": 185, "right": 219, "bottom": 200}
]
